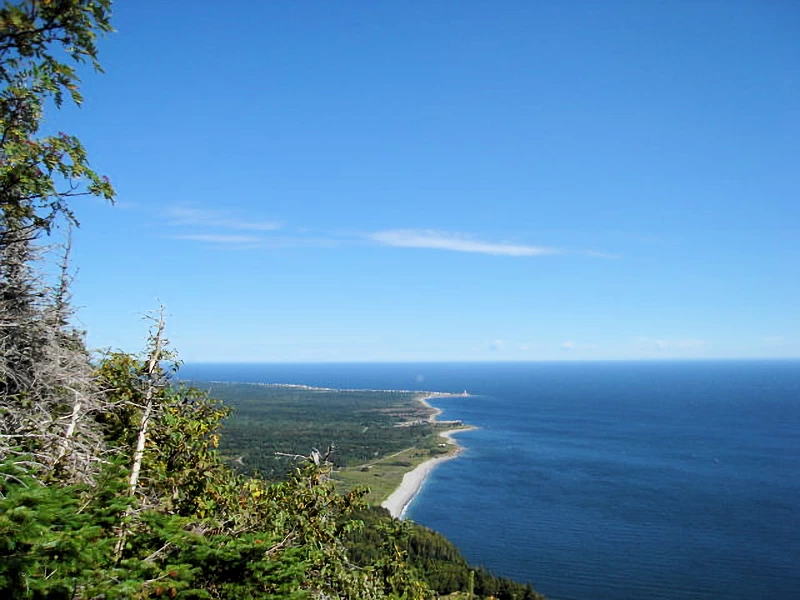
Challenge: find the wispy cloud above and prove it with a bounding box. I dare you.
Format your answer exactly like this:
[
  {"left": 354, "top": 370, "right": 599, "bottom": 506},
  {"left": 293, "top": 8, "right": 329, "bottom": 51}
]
[
  {"left": 165, "top": 205, "right": 285, "bottom": 247},
  {"left": 168, "top": 233, "right": 342, "bottom": 250},
  {"left": 368, "top": 229, "right": 558, "bottom": 257},
  {"left": 170, "top": 234, "right": 263, "bottom": 245},
  {"left": 165, "top": 211, "right": 613, "bottom": 259},
  {"left": 168, "top": 206, "right": 281, "bottom": 232}
]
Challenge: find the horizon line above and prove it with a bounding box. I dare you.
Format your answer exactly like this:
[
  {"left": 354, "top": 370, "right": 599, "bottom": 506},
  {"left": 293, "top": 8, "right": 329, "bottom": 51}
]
[{"left": 179, "top": 357, "right": 800, "bottom": 365}]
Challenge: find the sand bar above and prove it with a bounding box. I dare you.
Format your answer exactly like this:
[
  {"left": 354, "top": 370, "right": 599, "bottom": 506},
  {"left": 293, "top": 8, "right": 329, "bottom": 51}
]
[{"left": 381, "top": 392, "right": 475, "bottom": 519}]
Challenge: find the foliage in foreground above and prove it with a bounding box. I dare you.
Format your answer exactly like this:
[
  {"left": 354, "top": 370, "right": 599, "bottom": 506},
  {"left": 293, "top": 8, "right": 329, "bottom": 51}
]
[
  {"left": 0, "top": 0, "right": 115, "bottom": 486},
  {"left": 1, "top": 326, "right": 431, "bottom": 599},
  {"left": 1, "top": 333, "right": 542, "bottom": 599}
]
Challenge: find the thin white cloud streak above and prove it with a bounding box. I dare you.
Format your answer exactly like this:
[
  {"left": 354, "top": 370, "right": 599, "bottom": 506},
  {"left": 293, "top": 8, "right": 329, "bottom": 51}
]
[
  {"left": 170, "top": 233, "right": 263, "bottom": 244},
  {"left": 169, "top": 233, "right": 342, "bottom": 249},
  {"left": 368, "top": 229, "right": 558, "bottom": 257},
  {"left": 169, "top": 206, "right": 281, "bottom": 232},
  {"left": 166, "top": 215, "right": 613, "bottom": 259}
]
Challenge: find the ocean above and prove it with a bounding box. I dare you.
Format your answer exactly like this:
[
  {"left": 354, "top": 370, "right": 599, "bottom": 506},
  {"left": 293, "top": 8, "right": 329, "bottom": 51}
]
[{"left": 179, "top": 361, "right": 800, "bottom": 600}]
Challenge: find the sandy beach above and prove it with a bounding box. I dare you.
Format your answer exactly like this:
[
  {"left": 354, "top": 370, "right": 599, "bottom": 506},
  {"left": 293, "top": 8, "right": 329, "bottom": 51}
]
[
  {"left": 417, "top": 393, "right": 443, "bottom": 422},
  {"left": 381, "top": 393, "right": 475, "bottom": 519}
]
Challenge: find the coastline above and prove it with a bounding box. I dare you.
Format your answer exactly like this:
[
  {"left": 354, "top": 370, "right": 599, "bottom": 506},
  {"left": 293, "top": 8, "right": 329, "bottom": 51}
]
[
  {"left": 381, "top": 393, "right": 475, "bottom": 519},
  {"left": 417, "top": 393, "right": 443, "bottom": 423}
]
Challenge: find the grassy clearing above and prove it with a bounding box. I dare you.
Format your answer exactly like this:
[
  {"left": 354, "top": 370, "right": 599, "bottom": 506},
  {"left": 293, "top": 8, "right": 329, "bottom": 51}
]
[
  {"left": 334, "top": 425, "right": 468, "bottom": 505},
  {"left": 335, "top": 445, "right": 438, "bottom": 504}
]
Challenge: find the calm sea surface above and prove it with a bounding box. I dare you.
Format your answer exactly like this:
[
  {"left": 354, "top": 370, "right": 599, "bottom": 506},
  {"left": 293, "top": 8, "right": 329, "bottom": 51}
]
[{"left": 180, "top": 361, "right": 800, "bottom": 600}]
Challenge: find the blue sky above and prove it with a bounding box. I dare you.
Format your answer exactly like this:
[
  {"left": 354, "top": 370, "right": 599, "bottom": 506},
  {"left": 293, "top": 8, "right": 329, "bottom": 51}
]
[{"left": 59, "top": 0, "right": 798, "bottom": 362}]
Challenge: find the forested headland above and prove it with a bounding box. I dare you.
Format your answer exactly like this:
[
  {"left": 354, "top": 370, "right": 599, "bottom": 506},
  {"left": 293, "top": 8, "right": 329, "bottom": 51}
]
[
  {"left": 0, "top": 2, "right": 542, "bottom": 598},
  {"left": 195, "top": 382, "right": 465, "bottom": 502}
]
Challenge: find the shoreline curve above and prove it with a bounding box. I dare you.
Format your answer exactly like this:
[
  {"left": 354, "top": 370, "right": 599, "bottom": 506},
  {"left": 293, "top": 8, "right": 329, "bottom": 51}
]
[{"left": 381, "top": 394, "right": 475, "bottom": 519}]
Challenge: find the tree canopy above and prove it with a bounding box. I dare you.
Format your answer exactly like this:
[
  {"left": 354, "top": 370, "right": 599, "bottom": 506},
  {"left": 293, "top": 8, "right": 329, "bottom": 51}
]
[{"left": 0, "top": 0, "right": 114, "bottom": 231}]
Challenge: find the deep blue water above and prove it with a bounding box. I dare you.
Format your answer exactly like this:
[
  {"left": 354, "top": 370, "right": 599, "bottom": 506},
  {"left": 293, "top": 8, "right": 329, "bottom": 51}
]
[{"left": 180, "top": 361, "right": 800, "bottom": 600}]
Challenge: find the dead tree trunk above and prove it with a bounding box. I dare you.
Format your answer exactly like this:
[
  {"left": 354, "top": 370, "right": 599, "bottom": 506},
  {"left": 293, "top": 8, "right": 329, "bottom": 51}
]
[{"left": 114, "top": 309, "right": 167, "bottom": 559}]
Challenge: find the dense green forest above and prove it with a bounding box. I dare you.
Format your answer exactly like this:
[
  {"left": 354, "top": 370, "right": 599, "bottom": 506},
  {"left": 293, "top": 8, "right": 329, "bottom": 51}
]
[
  {"left": 346, "top": 508, "right": 543, "bottom": 600},
  {"left": 197, "top": 382, "right": 447, "bottom": 477},
  {"left": 0, "top": 2, "right": 543, "bottom": 598}
]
